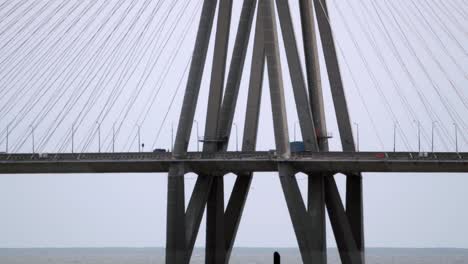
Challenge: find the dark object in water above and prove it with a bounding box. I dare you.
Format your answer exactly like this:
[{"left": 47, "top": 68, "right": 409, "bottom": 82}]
[{"left": 274, "top": 251, "right": 280, "bottom": 264}]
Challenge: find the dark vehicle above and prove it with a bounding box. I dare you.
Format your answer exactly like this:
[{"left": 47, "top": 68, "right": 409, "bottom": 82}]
[{"left": 153, "top": 148, "right": 167, "bottom": 153}]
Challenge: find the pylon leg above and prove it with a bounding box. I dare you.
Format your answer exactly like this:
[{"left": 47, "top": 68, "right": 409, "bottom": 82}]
[
  {"left": 205, "top": 176, "right": 226, "bottom": 264},
  {"left": 308, "top": 173, "right": 327, "bottom": 264},
  {"left": 325, "top": 176, "right": 363, "bottom": 264},
  {"left": 166, "top": 164, "right": 187, "bottom": 264},
  {"left": 224, "top": 174, "right": 253, "bottom": 261},
  {"left": 313, "top": 0, "right": 365, "bottom": 261},
  {"left": 346, "top": 174, "right": 365, "bottom": 259},
  {"left": 279, "top": 164, "right": 315, "bottom": 264},
  {"left": 185, "top": 176, "right": 213, "bottom": 262}
]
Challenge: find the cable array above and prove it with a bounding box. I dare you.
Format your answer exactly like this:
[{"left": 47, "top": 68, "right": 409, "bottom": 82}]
[
  {"left": 317, "top": 0, "right": 467, "bottom": 151},
  {"left": 0, "top": 0, "right": 200, "bottom": 153},
  {"left": 0, "top": 0, "right": 466, "bottom": 154}
]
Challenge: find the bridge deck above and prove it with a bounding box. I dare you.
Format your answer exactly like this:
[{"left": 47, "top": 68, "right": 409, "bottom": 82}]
[{"left": 0, "top": 151, "right": 467, "bottom": 174}]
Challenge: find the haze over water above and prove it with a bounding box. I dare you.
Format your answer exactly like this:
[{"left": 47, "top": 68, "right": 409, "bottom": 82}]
[{"left": 1, "top": 248, "right": 468, "bottom": 264}]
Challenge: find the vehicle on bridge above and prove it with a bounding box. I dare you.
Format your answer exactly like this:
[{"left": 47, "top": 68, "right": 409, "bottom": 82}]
[{"left": 153, "top": 148, "right": 167, "bottom": 153}]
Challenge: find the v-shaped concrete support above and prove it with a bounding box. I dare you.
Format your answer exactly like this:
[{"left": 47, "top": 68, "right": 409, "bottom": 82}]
[{"left": 165, "top": 0, "right": 365, "bottom": 263}]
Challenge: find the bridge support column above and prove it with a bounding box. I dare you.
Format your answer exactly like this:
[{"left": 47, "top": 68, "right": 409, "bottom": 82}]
[
  {"left": 206, "top": 176, "right": 226, "bottom": 263},
  {"left": 279, "top": 164, "right": 315, "bottom": 264},
  {"left": 165, "top": 0, "right": 368, "bottom": 262},
  {"left": 224, "top": 174, "right": 253, "bottom": 260},
  {"left": 308, "top": 173, "right": 327, "bottom": 264},
  {"left": 185, "top": 176, "right": 213, "bottom": 261},
  {"left": 313, "top": 0, "right": 365, "bottom": 261},
  {"left": 346, "top": 174, "right": 365, "bottom": 260},
  {"left": 166, "top": 164, "right": 187, "bottom": 264},
  {"left": 325, "top": 176, "right": 363, "bottom": 264}
]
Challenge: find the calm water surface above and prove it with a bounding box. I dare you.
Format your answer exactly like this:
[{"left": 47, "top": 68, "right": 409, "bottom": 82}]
[{"left": 1, "top": 248, "right": 468, "bottom": 263}]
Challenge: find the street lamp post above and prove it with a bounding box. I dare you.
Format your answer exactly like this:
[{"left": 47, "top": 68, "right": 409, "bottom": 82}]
[
  {"left": 431, "top": 121, "right": 437, "bottom": 152},
  {"left": 72, "top": 124, "right": 75, "bottom": 153},
  {"left": 6, "top": 123, "right": 9, "bottom": 153},
  {"left": 112, "top": 123, "right": 116, "bottom": 153},
  {"left": 233, "top": 122, "right": 239, "bottom": 151},
  {"left": 194, "top": 120, "right": 199, "bottom": 152},
  {"left": 30, "top": 125, "right": 35, "bottom": 153},
  {"left": 414, "top": 120, "right": 421, "bottom": 153},
  {"left": 354, "top": 122, "right": 359, "bottom": 152},
  {"left": 97, "top": 122, "right": 101, "bottom": 153},
  {"left": 137, "top": 124, "right": 141, "bottom": 152},
  {"left": 171, "top": 123, "right": 174, "bottom": 152},
  {"left": 393, "top": 123, "right": 397, "bottom": 152}
]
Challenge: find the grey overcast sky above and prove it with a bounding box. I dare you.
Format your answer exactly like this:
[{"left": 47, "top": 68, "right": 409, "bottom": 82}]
[{"left": 0, "top": 0, "right": 467, "bottom": 248}]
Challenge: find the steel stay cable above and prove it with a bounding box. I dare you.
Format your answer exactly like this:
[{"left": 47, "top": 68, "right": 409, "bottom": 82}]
[
  {"left": 0, "top": 2, "right": 100, "bottom": 149},
  {"left": 384, "top": 0, "right": 468, "bottom": 132},
  {"left": 406, "top": 0, "right": 467, "bottom": 79},
  {"left": 0, "top": 0, "right": 109, "bottom": 127},
  {"left": 379, "top": 0, "right": 468, "bottom": 144},
  {"left": 109, "top": 0, "right": 192, "bottom": 152},
  {"left": 0, "top": 0, "right": 57, "bottom": 63},
  {"left": 433, "top": 0, "right": 468, "bottom": 36},
  {"left": 0, "top": 0, "right": 26, "bottom": 30},
  {"left": 420, "top": 0, "right": 467, "bottom": 56},
  {"left": 57, "top": 0, "right": 167, "bottom": 153},
  {"left": 123, "top": 0, "right": 202, "bottom": 151},
  {"left": 63, "top": 0, "right": 162, "bottom": 153},
  {"left": 0, "top": 0, "right": 117, "bottom": 149},
  {"left": 0, "top": 0, "right": 14, "bottom": 12},
  {"left": 0, "top": 0, "right": 71, "bottom": 65},
  {"left": 11, "top": 0, "right": 134, "bottom": 152},
  {"left": 331, "top": 0, "right": 413, "bottom": 150},
  {"left": 152, "top": 59, "right": 191, "bottom": 148},
  {"left": 363, "top": 0, "right": 455, "bottom": 151},
  {"left": 0, "top": 0, "right": 29, "bottom": 25},
  {"left": 0, "top": 0, "right": 89, "bottom": 98},
  {"left": 452, "top": 0, "right": 468, "bottom": 16},
  {"left": 390, "top": 0, "right": 468, "bottom": 111},
  {"left": 0, "top": 1, "right": 83, "bottom": 116},
  {"left": 77, "top": 0, "right": 171, "bottom": 153},
  {"left": 93, "top": 0, "right": 188, "bottom": 152},
  {"left": 313, "top": 0, "right": 389, "bottom": 150},
  {"left": 35, "top": 0, "right": 143, "bottom": 152},
  {"left": 341, "top": 0, "right": 434, "bottom": 149},
  {"left": 103, "top": 2, "right": 188, "bottom": 153},
  {"left": 0, "top": 0, "right": 37, "bottom": 38},
  {"left": 29, "top": 0, "right": 136, "bottom": 149}
]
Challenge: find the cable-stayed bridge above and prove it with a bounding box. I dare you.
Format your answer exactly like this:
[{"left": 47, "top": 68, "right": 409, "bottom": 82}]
[
  {"left": 0, "top": 0, "right": 467, "bottom": 263},
  {"left": 1, "top": 152, "right": 467, "bottom": 174}
]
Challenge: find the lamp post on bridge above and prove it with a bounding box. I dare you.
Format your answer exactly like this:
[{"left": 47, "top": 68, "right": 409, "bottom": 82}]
[
  {"left": 354, "top": 122, "right": 359, "bottom": 152},
  {"left": 71, "top": 123, "right": 75, "bottom": 153},
  {"left": 137, "top": 124, "right": 141, "bottom": 153},
  {"left": 171, "top": 122, "right": 174, "bottom": 152},
  {"left": 6, "top": 123, "right": 9, "bottom": 153},
  {"left": 393, "top": 123, "right": 397, "bottom": 152},
  {"left": 432, "top": 121, "right": 437, "bottom": 152},
  {"left": 112, "top": 122, "right": 116, "bottom": 153},
  {"left": 414, "top": 120, "right": 421, "bottom": 153},
  {"left": 97, "top": 122, "right": 101, "bottom": 153},
  {"left": 30, "top": 125, "right": 35, "bottom": 154}
]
